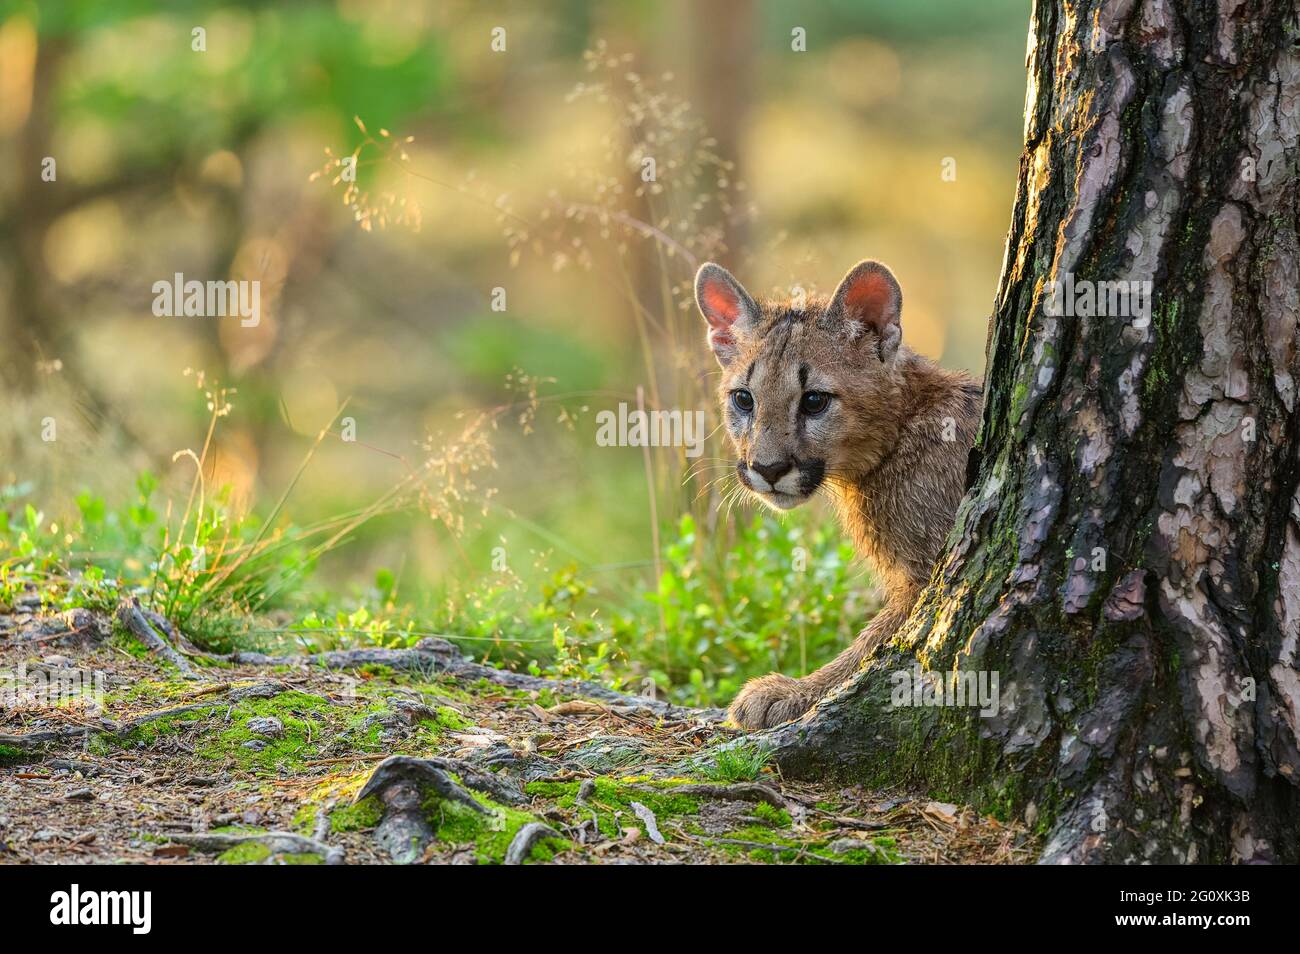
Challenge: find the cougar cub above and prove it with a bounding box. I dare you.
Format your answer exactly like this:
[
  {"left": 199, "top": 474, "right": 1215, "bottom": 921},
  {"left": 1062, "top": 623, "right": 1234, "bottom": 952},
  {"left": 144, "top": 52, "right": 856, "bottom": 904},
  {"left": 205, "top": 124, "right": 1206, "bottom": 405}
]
[{"left": 695, "top": 260, "right": 981, "bottom": 729}]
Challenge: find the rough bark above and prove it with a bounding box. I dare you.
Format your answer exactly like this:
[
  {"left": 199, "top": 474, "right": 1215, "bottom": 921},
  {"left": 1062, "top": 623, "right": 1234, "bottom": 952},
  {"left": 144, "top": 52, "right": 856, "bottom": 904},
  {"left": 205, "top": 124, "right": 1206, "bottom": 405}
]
[{"left": 761, "top": 0, "right": 1300, "bottom": 863}]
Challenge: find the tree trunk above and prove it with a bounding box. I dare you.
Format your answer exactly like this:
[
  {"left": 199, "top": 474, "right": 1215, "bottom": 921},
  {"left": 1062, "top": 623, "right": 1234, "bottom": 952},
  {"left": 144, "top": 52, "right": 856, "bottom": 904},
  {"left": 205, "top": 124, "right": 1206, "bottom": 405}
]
[
  {"left": 686, "top": 0, "right": 754, "bottom": 258},
  {"left": 761, "top": 0, "right": 1300, "bottom": 864}
]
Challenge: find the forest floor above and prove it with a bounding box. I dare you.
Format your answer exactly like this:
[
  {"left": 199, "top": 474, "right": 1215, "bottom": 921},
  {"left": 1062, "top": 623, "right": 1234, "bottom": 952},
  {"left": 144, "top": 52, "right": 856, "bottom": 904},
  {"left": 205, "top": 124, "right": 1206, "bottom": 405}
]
[{"left": 0, "top": 595, "right": 1036, "bottom": 865}]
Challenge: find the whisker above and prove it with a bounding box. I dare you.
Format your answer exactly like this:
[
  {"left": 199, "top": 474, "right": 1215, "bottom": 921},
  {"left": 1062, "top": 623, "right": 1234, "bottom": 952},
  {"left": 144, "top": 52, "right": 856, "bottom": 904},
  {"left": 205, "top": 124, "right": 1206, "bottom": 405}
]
[
  {"left": 683, "top": 461, "right": 736, "bottom": 480},
  {"left": 694, "top": 473, "right": 737, "bottom": 504}
]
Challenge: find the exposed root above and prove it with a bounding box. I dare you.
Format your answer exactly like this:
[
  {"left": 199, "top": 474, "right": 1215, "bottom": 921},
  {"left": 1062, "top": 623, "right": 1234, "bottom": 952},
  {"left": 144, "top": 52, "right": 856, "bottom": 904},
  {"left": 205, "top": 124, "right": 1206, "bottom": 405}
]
[
  {"left": 356, "top": 755, "right": 491, "bottom": 864},
  {"left": 628, "top": 781, "right": 787, "bottom": 809},
  {"left": 355, "top": 755, "right": 489, "bottom": 814},
  {"left": 0, "top": 680, "right": 288, "bottom": 751},
  {"left": 116, "top": 598, "right": 200, "bottom": 679},
  {"left": 2, "top": 599, "right": 1036, "bottom": 864},
  {"left": 504, "top": 822, "right": 560, "bottom": 865},
  {"left": 221, "top": 637, "right": 723, "bottom": 722},
  {"left": 425, "top": 756, "right": 527, "bottom": 806},
  {"left": 167, "top": 830, "right": 343, "bottom": 865}
]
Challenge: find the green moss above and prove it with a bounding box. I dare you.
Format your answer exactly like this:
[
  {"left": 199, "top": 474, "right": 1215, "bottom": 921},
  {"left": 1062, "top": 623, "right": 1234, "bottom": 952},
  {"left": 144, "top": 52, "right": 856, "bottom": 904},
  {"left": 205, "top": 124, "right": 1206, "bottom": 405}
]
[
  {"left": 0, "top": 744, "right": 25, "bottom": 760},
  {"left": 332, "top": 796, "right": 385, "bottom": 832},
  {"left": 752, "top": 802, "right": 791, "bottom": 828},
  {"left": 215, "top": 840, "right": 323, "bottom": 865},
  {"left": 1010, "top": 380, "right": 1029, "bottom": 423},
  {"left": 430, "top": 789, "right": 568, "bottom": 864},
  {"left": 528, "top": 839, "right": 564, "bottom": 863},
  {"left": 526, "top": 777, "right": 700, "bottom": 840},
  {"left": 126, "top": 708, "right": 210, "bottom": 746},
  {"left": 109, "top": 677, "right": 276, "bottom": 714},
  {"left": 292, "top": 792, "right": 385, "bottom": 834},
  {"left": 282, "top": 769, "right": 569, "bottom": 864},
  {"left": 433, "top": 705, "right": 470, "bottom": 730},
  {"left": 434, "top": 799, "right": 527, "bottom": 860},
  {"left": 416, "top": 681, "right": 475, "bottom": 704},
  {"left": 984, "top": 773, "right": 1029, "bottom": 824},
  {"left": 337, "top": 665, "right": 478, "bottom": 700},
  {"left": 217, "top": 841, "right": 272, "bottom": 864},
  {"left": 115, "top": 679, "right": 195, "bottom": 706},
  {"left": 285, "top": 770, "right": 383, "bottom": 834},
  {"left": 831, "top": 836, "right": 900, "bottom": 865},
  {"left": 112, "top": 690, "right": 344, "bottom": 772},
  {"left": 109, "top": 627, "right": 151, "bottom": 660},
  {"left": 706, "top": 824, "right": 900, "bottom": 865}
]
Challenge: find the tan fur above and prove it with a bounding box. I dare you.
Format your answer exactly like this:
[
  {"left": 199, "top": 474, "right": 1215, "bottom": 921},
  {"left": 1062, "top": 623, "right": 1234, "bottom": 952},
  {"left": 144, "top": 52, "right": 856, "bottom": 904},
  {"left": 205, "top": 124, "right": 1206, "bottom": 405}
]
[{"left": 695, "top": 261, "right": 981, "bottom": 730}]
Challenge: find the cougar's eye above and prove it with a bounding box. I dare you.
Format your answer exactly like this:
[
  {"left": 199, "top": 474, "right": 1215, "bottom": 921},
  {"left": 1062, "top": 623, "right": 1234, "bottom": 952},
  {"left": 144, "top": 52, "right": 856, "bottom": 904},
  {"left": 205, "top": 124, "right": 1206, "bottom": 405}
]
[
  {"left": 731, "top": 389, "right": 755, "bottom": 413},
  {"left": 800, "top": 391, "right": 831, "bottom": 416}
]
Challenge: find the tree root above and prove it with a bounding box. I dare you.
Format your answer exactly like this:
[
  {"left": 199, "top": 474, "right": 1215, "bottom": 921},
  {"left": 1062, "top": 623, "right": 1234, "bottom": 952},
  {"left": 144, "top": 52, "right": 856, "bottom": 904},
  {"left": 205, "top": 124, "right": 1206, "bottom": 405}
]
[
  {"left": 355, "top": 755, "right": 489, "bottom": 814},
  {"left": 743, "top": 646, "right": 931, "bottom": 780},
  {"left": 504, "top": 822, "right": 560, "bottom": 864},
  {"left": 681, "top": 832, "right": 846, "bottom": 865},
  {"left": 13, "top": 602, "right": 722, "bottom": 726},
  {"left": 115, "top": 598, "right": 200, "bottom": 679},
  {"left": 0, "top": 680, "right": 288, "bottom": 751},
  {"left": 424, "top": 756, "right": 527, "bottom": 806},
  {"left": 355, "top": 755, "right": 492, "bottom": 864},
  {"left": 167, "top": 830, "right": 343, "bottom": 865},
  {"left": 222, "top": 637, "right": 723, "bottom": 722},
  {"left": 628, "top": 781, "right": 787, "bottom": 809}
]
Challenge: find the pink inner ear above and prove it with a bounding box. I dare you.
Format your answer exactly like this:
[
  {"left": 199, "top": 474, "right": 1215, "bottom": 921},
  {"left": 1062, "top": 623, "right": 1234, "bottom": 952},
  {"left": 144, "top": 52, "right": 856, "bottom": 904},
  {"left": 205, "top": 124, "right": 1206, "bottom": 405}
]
[
  {"left": 843, "top": 272, "right": 893, "bottom": 326},
  {"left": 702, "top": 283, "right": 740, "bottom": 329}
]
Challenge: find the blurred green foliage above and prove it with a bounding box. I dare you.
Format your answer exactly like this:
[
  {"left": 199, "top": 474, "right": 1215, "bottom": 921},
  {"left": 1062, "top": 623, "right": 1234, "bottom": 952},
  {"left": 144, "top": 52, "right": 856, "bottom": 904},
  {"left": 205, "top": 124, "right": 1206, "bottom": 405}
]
[
  {"left": 1, "top": 0, "right": 1026, "bottom": 705},
  {"left": 1, "top": 475, "right": 870, "bottom": 706}
]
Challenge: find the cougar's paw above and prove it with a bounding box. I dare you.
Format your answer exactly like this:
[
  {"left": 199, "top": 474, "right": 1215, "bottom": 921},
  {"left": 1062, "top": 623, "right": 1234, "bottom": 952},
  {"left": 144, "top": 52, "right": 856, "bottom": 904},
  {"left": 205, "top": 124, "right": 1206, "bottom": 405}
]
[{"left": 728, "top": 673, "right": 816, "bottom": 730}]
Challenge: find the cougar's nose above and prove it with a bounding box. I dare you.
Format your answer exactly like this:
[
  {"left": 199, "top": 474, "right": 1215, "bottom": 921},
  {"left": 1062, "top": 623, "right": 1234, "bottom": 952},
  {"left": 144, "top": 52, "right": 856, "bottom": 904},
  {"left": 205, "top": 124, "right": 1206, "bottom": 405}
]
[{"left": 751, "top": 459, "right": 794, "bottom": 485}]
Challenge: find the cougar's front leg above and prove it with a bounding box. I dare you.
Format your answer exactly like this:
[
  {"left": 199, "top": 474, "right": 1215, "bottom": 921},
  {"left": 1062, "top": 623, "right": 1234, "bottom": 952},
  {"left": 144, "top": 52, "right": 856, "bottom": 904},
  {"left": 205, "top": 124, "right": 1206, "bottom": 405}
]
[{"left": 727, "top": 598, "right": 912, "bottom": 730}]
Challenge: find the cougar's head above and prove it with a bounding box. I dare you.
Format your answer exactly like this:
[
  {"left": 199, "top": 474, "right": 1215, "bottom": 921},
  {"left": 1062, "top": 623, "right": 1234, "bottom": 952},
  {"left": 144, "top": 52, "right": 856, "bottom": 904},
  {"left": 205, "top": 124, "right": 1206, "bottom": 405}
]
[{"left": 695, "top": 260, "right": 906, "bottom": 511}]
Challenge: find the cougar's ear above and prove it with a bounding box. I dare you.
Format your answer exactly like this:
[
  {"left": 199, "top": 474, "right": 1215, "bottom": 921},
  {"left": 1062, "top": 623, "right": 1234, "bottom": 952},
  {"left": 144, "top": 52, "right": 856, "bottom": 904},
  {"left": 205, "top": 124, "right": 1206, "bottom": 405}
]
[
  {"left": 695, "top": 263, "right": 760, "bottom": 367},
  {"left": 829, "top": 260, "right": 902, "bottom": 362}
]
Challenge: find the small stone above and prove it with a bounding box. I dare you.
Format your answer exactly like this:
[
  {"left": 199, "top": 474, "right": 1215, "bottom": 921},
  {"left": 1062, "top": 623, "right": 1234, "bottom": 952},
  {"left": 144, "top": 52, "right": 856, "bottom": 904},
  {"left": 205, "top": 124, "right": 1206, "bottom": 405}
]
[
  {"left": 241, "top": 739, "right": 267, "bottom": 752},
  {"left": 245, "top": 717, "right": 283, "bottom": 739}
]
